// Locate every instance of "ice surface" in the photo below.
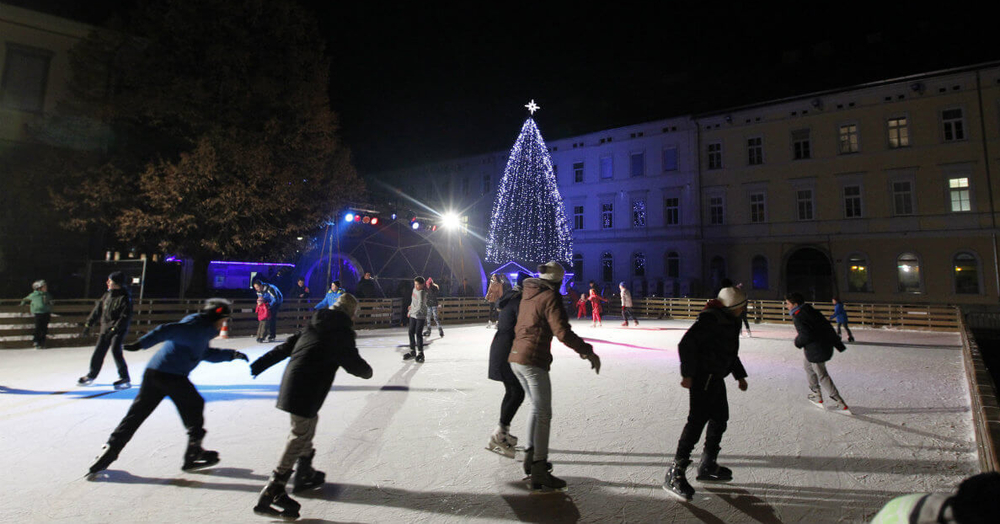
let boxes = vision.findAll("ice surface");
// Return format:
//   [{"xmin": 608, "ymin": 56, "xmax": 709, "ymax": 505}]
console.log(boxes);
[{"xmin": 0, "ymin": 320, "xmax": 978, "ymax": 523}]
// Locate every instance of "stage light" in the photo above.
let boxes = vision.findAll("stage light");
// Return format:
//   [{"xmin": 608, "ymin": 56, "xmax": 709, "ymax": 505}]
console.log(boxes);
[
  {"xmin": 371, "ymin": 217, "xmax": 379, "ymax": 225},
  {"xmin": 441, "ymin": 212, "xmax": 461, "ymax": 230},
  {"xmin": 344, "ymin": 212, "xmax": 354, "ymax": 222},
  {"xmin": 431, "ymin": 225, "xmax": 438, "ymax": 231},
  {"xmin": 362, "ymin": 216, "xmax": 371, "ymax": 224},
  {"xmin": 391, "ymin": 213, "xmax": 397, "ymax": 220},
  {"xmin": 354, "ymin": 215, "xmax": 361, "ymax": 222},
  {"xmin": 411, "ymin": 221, "xmax": 420, "ymax": 230}
]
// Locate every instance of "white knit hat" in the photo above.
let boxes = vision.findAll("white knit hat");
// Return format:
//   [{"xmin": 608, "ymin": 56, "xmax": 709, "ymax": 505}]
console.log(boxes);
[
  {"xmin": 537, "ymin": 261, "xmax": 565, "ymax": 283},
  {"xmin": 717, "ymin": 286, "xmax": 747, "ymax": 309},
  {"xmin": 32, "ymin": 280, "xmax": 46, "ymax": 290},
  {"xmin": 332, "ymin": 293, "xmax": 359, "ymax": 317}
]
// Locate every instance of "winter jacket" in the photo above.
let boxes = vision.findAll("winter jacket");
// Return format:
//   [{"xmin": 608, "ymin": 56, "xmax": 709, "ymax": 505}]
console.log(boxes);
[
  {"xmin": 250, "ymin": 309, "xmax": 373, "ymax": 418},
  {"xmin": 137, "ymin": 313, "xmax": 243, "ymax": 376},
  {"xmin": 256, "ymin": 302, "xmax": 271, "ymax": 321},
  {"xmin": 588, "ymin": 289, "xmax": 607, "ymax": 313},
  {"xmin": 257, "ymin": 282, "xmax": 283, "ymax": 308},
  {"xmin": 509, "ymin": 278, "xmax": 592, "ymax": 371},
  {"xmin": 791, "ymin": 303, "xmax": 846, "ymax": 363},
  {"xmin": 485, "ymin": 280, "xmax": 504, "ymax": 303},
  {"xmin": 86, "ymin": 288, "xmax": 132, "ymax": 335},
  {"xmin": 620, "ymin": 288, "xmax": 633, "ymax": 308},
  {"xmin": 20, "ymin": 290, "xmax": 53, "ymax": 315},
  {"xmin": 488, "ymin": 288, "xmax": 522, "ymax": 381},
  {"xmin": 426, "ymin": 285, "xmax": 440, "ymax": 307},
  {"xmin": 314, "ymin": 288, "xmax": 345, "ymax": 310},
  {"xmin": 678, "ymin": 301, "xmax": 748, "ymax": 382},
  {"xmin": 829, "ymin": 302, "xmax": 849, "ymax": 324},
  {"xmin": 357, "ymin": 278, "xmax": 379, "ymax": 298},
  {"xmin": 292, "ymin": 283, "xmax": 310, "ymax": 299},
  {"xmin": 408, "ymin": 288, "xmax": 427, "ymax": 319}
]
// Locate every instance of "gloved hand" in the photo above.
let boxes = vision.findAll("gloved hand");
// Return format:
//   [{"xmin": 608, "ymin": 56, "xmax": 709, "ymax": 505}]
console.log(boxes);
[
  {"xmin": 232, "ymin": 350, "xmax": 249, "ymax": 362},
  {"xmin": 580, "ymin": 347, "xmax": 600, "ymax": 375},
  {"xmin": 250, "ymin": 359, "xmax": 265, "ymax": 378},
  {"xmin": 123, "ymin": 342, "xmax": 142, "ymax": 352},
  {"xmin": 81, "ymin": 326, "xmax": 91, "ymax": 337}
]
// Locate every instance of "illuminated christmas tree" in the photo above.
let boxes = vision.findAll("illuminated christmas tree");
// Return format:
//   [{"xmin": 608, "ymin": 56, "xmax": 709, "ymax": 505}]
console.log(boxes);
[{"xmin": 486, "ymin": 101, "xmax": 573, "ymax": 266}]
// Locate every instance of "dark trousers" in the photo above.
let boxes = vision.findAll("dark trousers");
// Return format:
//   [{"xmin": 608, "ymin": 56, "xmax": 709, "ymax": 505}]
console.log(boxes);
[
  {"xmin": 107, "ymin": 368, "xmax": 205, "ymax": 450},
  {"xmin": 33, "ymin": 313, "xmax": 51, "ymax": 345},
  {"xmin": 408, "ymin": 318, "xmax": 426, "ymax": 352},
  {"xmin": 499, "ymin": 366, "xmax": 526, "ymax": 427},
  {"xmin": 489, "ymin": 303, "xmax": 499, "ymax": 323},
  {"xmin": 87, "ymin": 330, "xmax": 129, "ymax": 381},
  {"xmin": 267, "ymin": 304, "xmax": 281, "ymax": 339},
  {"xmin": 622, "ymin": 307, "xmax": 637, "ymax": 322},
  {"xmin": 836, "ymin": 322, "xmax": 853, "ymax": 339},
  {"xmin": 741, "ymin": 310, "xmax": 751, "ymax": 332},
  {"xmin": 675, "ymin": 375, "xmax": 729, "ymax": 463}
]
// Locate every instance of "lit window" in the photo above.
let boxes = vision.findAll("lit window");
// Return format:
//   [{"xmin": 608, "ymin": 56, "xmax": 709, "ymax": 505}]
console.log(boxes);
[
  {"xmin": 847, "ymin": 254, "xmax": 870, "ymax": 292},
  {"xmin": 632, "ymin": 199, "xmax": 646, "ymax": 228},
  {"xmin": 839, "ymin": 124, "xmax": 859, "ymax": 154},
  {"xmin": 897, "ymin": 252, "xmax": 921, "ymax": 293},
  {"xmin": 949, "ymin": 177, "xmax": 971, "ymax": 212},
  {"xmin": 887, "ymin": 117, "xmax": 909, "ymax": 148}
]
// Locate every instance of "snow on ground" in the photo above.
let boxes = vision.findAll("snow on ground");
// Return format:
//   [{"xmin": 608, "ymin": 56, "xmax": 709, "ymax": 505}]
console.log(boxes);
[{"xmin": 0, "ymin": 319, "xmax": 978, "ymax": 523}]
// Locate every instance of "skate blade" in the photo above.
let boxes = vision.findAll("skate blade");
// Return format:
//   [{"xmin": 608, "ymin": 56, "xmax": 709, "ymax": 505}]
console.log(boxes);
[
  {"xmin": 485, "ymin": 444, "xmax": 516, "ymax": 458},
  {"xmin": 695, "ymin": 476, "xmax": 733, "ymax": 482},
  {"xmin": 114, "ymin": 384, "xmax": 131, "ymax": 391},
  {"xmin": 529, "ymin": 485, "xmax": 568, "ymax": 494},
  {"xmin": 833, "ymin": 408, "xmax": 854, "ymax": 416},
  {"xmin": 253, "ymin": 505, "xmax": 299, "ymax": 520},
  {"xmin": 809, "ymin": 400, "xmax": 824, "ymax": 409},
  {"xmin": 661, "ymin": 484, "xmax": 693, "ymax": 502},
  {"xmin": 182, "ymin": 458, "xmax": 220, "ymax": 471}
]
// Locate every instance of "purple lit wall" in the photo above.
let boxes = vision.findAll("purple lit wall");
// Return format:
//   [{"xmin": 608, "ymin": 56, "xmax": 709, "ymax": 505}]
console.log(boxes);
[{"xmin": 207, "ymin": 261, "xmax": 295, "ymax": 289}]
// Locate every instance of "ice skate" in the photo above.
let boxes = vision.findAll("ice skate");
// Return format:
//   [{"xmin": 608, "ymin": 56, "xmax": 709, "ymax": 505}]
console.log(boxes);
[
  {"xmin": 621, "ymin": 321, "xmax": 629, "ymax": 327},
  {"xmin": 113, "ymin": 379, "xmax": 131, "ymax": 390},
  {"xmin": 88, "ymin": 443, "xmax": 121, "ymax": 476},
  {"xmin": 696, "ymin": 450, "xmax": 733, "ymax": 482},
  {"xmin": 807, "ymin": 390, "xmax": 824, "ymax": 409},
  {"xmin": 292, "ymin": 449, "xmax": 325, "ymax": 493},
  {"xmin": 522, "ymin": 448, "xmax": 552, "ymax": 478},
  {"xmin": 77, "ymin": 376, "xmax": 94, "ymax": 386},
  {"xmin": 182, "ymin": 441, "xmax": 220, "ymax": 471},
  {"xmin": 403, "ymin": 351, "xmax": 416, "ymax": 361},
  {"xmin": 633, "ymin": 320, "xmax": 639, "ymax": 326},
  {"xmin": 486, "ymin": 432, "xmax": 516, "ymax": 458},
  {"xmin": 848, "ymin": 336, "xmax": 855, "ymax": 343},
  {"xmin": 415, "ymin": 351, "xmax": 425, "ymax": 363},
  {"xmin": 663, "ymin": 460, "xmax": 694, "ymax": 501},
  {"xmin": 439, "ymin": 328, "xmax": 444, "ymax": 337},
  {"xmin": 829, "ymin": 395, "xmax": 852, "ymax": 415},
  {"xmin": 529, "ymin": 460, "xmax": 567, "ymax": 492},
  {"xmin": 254, "ymin": 470, "xmax": 300, "ymax": 519},
  {"xmin": 422, "ymin": 330, "xmax": 431, "ymax": 337}
]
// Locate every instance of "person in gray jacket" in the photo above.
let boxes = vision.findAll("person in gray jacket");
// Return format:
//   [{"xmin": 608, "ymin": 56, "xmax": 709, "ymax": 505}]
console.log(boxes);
[
  {"xmin": 404, "ymin": 276, "xmax": 428, "ymax": 362},
  {"xmin": 619, "ymin": 281, "xmax": 638, "ymax": 327}
]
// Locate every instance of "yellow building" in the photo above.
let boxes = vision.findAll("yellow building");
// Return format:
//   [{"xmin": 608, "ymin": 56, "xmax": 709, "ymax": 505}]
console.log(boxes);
[{"xmin": 695, "ymin": 62, "xmax": 1000, "ymax": 304}]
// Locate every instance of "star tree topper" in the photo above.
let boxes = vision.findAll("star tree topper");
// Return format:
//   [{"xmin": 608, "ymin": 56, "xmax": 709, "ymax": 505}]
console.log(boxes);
[{"xmin": 525, "ymin": 99, "xmax": 540, "ymax": 115}]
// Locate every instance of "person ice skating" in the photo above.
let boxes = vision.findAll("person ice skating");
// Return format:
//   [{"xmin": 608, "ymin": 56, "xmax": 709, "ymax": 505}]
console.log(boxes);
[
  {"xmin": 785, "ymin": 292, "xmax": 850, "ymax": 413},
  {"xmin": 20, "ymin": 279, "xmax": 53, "ymax": 349},
  {"xmin": 737, "ymin": 283, "xmax": 751, "ymax": 337},
  {"xmin": 87, "ymin": 299, "xmax": 249, "ymax": 476},
  {"xmin": 291, "ymin": 277, "xmax": 310, "ymax": 299},
  {"xmin": 313, "ymin": 280, "xmax": 344, "ymax": 310},
  {"xmin": 870, "ymin": 471, "xmax": 1000, "ymax": 524},
  {"xmin": 576, "ymin": 293, "xmax": 588, "ymax": 319},
  {"xmin": 829, "ymin": 297, "xmax": 854, "ymax": 342},
  {"xmin": 485, "ymin": 271, "xmax": 531, "ymax": 458},
  {"xmin": 256, "ymin": 297, "xmax": 271, "ymax": 343},
  {"xmin": 619, "ymin": 282, "xmax": 638, "ymax": 327},
  {"xmin": 588, "ymin": 281, "xmax": 607, "ymax": 327},
  {"xmin": 356, "ymin": 271, "xmax": 379, "ymax": 299},
  {"xmin": 422, "ymin": 277, "xmax": 444, "ymax": 338},
  {"xmin": 250, "ymin": 294, "xmax": 373, "ymax": 519},
  {"xmin": 485, "ymin": 274, "xmax": 504, "ymax": 328},
  {"xmin": 510, "ymin": 261, "xmax": 600, "ymax": 492},
  {"xmin": 663, "ymin": 286, "xmax": 749, "ymax": 502},
  {"xmin": 254, "ymin": 277, "xmax": 283, "ymax": 342},
  {"xmin": 78, "ymin": 272, "xmax": 133, "ymax": 389},
  {"xmin": 404, "ymin": 276, "xmax": 428, "ymax": 362}
]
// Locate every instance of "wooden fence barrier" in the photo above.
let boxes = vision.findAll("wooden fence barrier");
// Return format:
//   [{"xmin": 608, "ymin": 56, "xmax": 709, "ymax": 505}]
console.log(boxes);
[{"xmin": 0, "ymin": 295, "xmax": 960, "ymax": 349}]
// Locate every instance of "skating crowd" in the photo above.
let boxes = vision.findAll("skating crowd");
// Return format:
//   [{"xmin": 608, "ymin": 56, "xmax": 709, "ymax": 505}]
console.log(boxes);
[{"xmin": 13, "ymin": 269, "xmax": 998, "ymax": 522}]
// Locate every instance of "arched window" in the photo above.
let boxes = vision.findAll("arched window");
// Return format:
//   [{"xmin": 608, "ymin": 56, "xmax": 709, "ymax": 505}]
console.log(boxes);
[
  {"xmin": 954, "ymin": 252, "xmax": 980, "ymax": 294},
  {"xmin": 847, "ymin": 253, "xmax": 870, "ymax": 292},
  {"xmin": 751, "ymin": 255, "xmax": 768, "ymax": 290},
  {"xmin": 633, "ymin": 252, "xmax": 646, "ymax": 277},
  {"xmin": 710, "ymin": 256, "xmax": 726, "ymax": 291},
  {"xmin": 666, "ymin": 252, "xmax": 679, "ymax": 279},
  {"xmin": 601, "ymin": 252, "xmax": 614, "ymax": 282},
  {"xmin": 572, "ymin": 254, "xmax": 583, "ymax": 282},
  {"xmin": 897, "ymin": 252, "xmax": 922, "ymax": 293}
]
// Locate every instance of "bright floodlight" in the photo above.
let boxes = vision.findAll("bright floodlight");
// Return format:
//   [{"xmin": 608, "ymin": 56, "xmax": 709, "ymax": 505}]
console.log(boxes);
[
  {"xmin": 411, "ymin": 221, "xmax": 420, "ymax": 230},
  {"xmin": 441, "ymin": 212, "xmax": 461, "ymax": 230},
  {"xmin": 344, "ymin": 212, "xmax": 354, "ymax": 222}
]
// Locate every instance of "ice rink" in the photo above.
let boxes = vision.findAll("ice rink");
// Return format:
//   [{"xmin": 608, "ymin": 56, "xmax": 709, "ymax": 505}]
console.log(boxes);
[{"xmin": 0, "ymin": 318, "xmax": 979, "ymax": 523}]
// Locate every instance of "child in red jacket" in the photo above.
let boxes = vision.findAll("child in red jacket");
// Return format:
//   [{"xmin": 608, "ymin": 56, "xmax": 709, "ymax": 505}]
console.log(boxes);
[
  {"xmin": 588, "ymin": 282, "xmax": 607, "ymax": 327},
  {"xmin": 256, "ymin": 297, "xmax": 271, "ymax": 343},
  {"xmin": 576, "ymin": 294, "xmax": 588, "ymax": 319}
]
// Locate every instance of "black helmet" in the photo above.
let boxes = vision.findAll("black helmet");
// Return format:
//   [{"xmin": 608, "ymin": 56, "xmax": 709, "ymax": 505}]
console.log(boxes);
[{"xmin": 201, "ymin": 298, "xmax": 232, "ymax": 321}]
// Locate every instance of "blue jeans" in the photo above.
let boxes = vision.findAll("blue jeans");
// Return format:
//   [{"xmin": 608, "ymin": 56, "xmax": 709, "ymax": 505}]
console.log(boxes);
[{"xmin": 511, "ymin": 362, "xmax": 552, "ymax": 462}]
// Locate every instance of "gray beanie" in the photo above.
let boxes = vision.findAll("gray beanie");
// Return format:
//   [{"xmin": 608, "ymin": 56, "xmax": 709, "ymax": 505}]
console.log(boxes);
[
  {"xmin": 32, "ymin": 279, "xmax": 47, "ymax": 290},
  {"xmin": 332, "ymin": 293, "xmax": 359, "ymax": 317},
  {"xmin": 717, "ymin": 287, "xmax": 747, "ymax": 310}
]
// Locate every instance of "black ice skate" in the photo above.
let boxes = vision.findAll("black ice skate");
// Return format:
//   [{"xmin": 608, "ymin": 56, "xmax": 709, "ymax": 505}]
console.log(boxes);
[
  {"xmin": 663, "ymin": 460, "xmax": 694, "ymax": 501},
  {"xmin": 113, "ymin": 379, "xmax": 131, "ymax": 390},
  {"xmin": 696, "ymin": 450, "xmax": 733, "ymax": 482},
  {"xmin": 529, "ymin": 460, "xmax": 567, "ymax": 492},
  {"xmin": 88, "ymin": 443, "xmax": 121, "ymax": 476},
  {"xmin": 439, "ymin": 328, "xmax": 444, "ymax": 337},
  {"xmin": 254, "ymin": 470, "xmax": 301, "ymax": 519},
  {"xmin": 292, "ymin": 449, "xmax": 325, "ymax": 493},
  {"xmin": 415, "ymin": 351, "xmax": 425, "ymax": 363},
  {"xmin": 403, "ymin": 351, "xmax": 416, "ymax": 361},
  {"xmin": 521, "ymin": 448, "xmax": 552, "ymax": 479},
  {"xmin": 182, "ymin": 441, "xmax": 220, "ymax": 471},
  {"xmin": 77, "ymin": 376, "xmax": 94, "ymax": 386}
]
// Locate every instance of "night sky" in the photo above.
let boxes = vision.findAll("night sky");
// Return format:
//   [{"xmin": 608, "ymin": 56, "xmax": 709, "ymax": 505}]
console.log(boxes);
[{"xmin": 10, "ymin": 1, "xmax": 997, "ymax": 173}]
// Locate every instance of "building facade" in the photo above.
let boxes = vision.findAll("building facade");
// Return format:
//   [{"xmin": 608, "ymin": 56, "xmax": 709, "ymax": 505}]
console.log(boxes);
[{"xmin": 366, "ymin": 63, "xmax": 1000, "ymax": 305}]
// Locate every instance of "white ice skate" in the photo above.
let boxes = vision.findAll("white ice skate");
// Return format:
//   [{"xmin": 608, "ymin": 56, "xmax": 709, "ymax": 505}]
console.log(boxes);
[
  {"xmin": 485, "ymin": 433, "xmax": 516, "ymax": 458},
  {"xmin": 807, "ymin": 391, "xmax": 824, "ymax": 410},
  {"xmin": 828, "ymin": 395, "xmax": 853, "ymax": 415}
]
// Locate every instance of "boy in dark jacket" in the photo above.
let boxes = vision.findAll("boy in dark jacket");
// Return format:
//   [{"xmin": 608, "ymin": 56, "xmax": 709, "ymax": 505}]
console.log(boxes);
[
  {"xmin": 250, "ymin": 294, "xmax": 373, "ymax": 519},
  {"xmin": 78, "ymin": 271, "xmax": 133, "ymax": 389},
  {"xmin": 786, "ymin": 292, "xmax": 850, "ymax": 413},
  {"xmin": 664, "ymin": 286, "xmax": 749, "ymax": 501},
  {"xmin": 87, "ymin": 299, "xmax": 249, "ymax": 476}
]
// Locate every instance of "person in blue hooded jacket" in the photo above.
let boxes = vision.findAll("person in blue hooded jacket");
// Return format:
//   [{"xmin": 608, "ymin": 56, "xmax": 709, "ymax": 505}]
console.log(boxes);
[
  {"xmin": 87, "ymin": 298, "xmax": 249, "ymax": 476},
  {"xmin": 254, "ymin": 278, "xmax": 283, "ymax": 342},
  {"xmin": 313, "ymin": 280, "xmax": 345, "ymax": 310}
]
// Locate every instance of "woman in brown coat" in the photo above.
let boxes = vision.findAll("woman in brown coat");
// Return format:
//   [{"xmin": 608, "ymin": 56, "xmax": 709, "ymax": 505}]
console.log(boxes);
[{"xmin": 485, "ymin": 274, "xmax": 504, "ymax": 328}]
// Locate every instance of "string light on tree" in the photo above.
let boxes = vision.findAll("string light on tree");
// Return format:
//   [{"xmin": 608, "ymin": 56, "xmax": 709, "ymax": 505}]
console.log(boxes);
[{"xmin": 486, "ymin": 101, "xmax": 572, "ymax": 266}]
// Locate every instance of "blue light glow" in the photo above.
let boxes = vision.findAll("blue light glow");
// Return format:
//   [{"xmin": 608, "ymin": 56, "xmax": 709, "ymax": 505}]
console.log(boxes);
[
  {"xmin": 411, "ymin": 221, "xmax": 421, "ymax": 230},
  {"xmin": 344, "ymin": 212, "xmax": 355, "ymax": 222}
]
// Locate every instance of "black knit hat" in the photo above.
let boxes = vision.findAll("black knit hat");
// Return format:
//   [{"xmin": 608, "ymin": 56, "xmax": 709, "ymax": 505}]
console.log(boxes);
[
  {"xmin": 200, "ymin": 298, "xmax": 232, "ymax": 321},
  {"xmin": 108, "ymin": 271, "xmax": 126, "ymax": 286}
]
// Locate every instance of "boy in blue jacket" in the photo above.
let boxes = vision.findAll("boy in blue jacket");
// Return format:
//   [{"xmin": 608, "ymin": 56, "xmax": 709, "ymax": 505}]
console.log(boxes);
[
  {"xmin": 313, "ymin": 280, "xmax": 345, "ymax": 310},
  {"xmin": 87, "ymin": 299, "xmax": 249, "ymax": 476},
  {"xmin": 829, "ymin": 297, "xmax": 855, "ymax": 342}
]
